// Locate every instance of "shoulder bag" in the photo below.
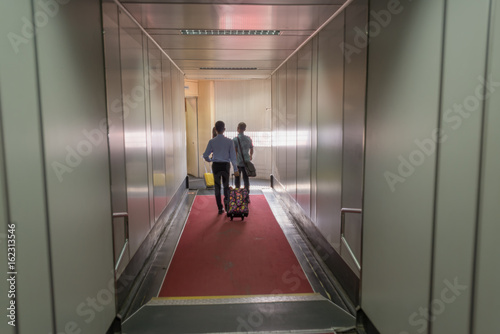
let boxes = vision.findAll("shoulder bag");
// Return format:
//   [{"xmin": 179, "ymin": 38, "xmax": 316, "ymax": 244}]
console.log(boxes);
[{"xmin": 237, "ymin": 137, "xmax": 256, "ymax": 177}]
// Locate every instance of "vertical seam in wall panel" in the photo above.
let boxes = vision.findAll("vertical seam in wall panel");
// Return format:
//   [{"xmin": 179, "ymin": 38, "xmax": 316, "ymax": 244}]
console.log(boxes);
[
  {"xmin": 30, "ymin": 0, "xmax": 57, "ymax": 332},
  {"xmin": 0, "ymin": 86, "xmax": 19, "ymax": 334},
  {"xmin": 428, "ymin": 1, "xmax": 449, "ymax": 333},
  {"xmin": 341, "ymin": 10, "xmax": 347, "ymax": 210},
  {"xmin": 117, "ymin": 6, "xmax": 130, "ymax": 218},
  {"xmin": 99, "ymin": 2, "xmax": 118, "ymax": 286},
  {"xmin": 312, "ymin": 36, "xmax": 320, "ymax": 225},
  {"xmin": 359, "ymin": 0, "xmax": 369, "ymax": 306},
  {"xmin": 281, "ymin": 62, "xmax": 290, "ymax": 195},
  {"xmin": 469, "ymin": 1, "xmax": 494, "ymax": 332},
  {"xmin": 295, "ymin": 57, "xmax": 298, "ymax": 202},
  {"xmin": 159, "ymin": 50, "xmax": 166, "ymax": 211},
  {"xmin": 143, "ymin": 35, "xmax": 153, "ymax": 228}
]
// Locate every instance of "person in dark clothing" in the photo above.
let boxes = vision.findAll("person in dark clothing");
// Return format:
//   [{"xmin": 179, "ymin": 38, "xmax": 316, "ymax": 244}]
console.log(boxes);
[
  {"xmin": 233, "ymin": 122, "xmax": 254, "ymax": 193},
  {"xmin": 203, "ymin": 121, "xmax": 240, "ymax": 214}
]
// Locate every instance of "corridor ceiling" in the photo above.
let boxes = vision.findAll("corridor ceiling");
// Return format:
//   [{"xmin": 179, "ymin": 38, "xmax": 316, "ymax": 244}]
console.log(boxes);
[{"xmin": 115, "ymin": 0, "xmax": 348, "ymax": 80}]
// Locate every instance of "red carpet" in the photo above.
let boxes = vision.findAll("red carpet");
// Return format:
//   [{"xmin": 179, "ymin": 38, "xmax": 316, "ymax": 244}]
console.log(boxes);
[{"xmin": 158, "ymin": 195, "xmax": 313, "ymax": 297}]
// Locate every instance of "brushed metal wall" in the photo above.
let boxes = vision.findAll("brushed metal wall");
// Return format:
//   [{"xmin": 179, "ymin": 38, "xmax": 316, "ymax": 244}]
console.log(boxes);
[
  {"xmin": 271, "ymin": 0, "xmax": 367, "ymax": 302},
  {"xmin": 148, "ymin": 47, "xmax": 168, "ymax": 222},
  {"xmin": 474, "ymin": 4, "xmax": 500, "ymax": 332},
  {"xmin": 0, "ymin": 0, "xmax": 54, "ymax": 332},
  {"xmin": 119, "ymin": 12, "xmax": 152, "ymax": 256},
  {"xmin": 34, "ymin": 0, "xmax": 117, "ymax": 331},
  {"xmin": 286, "ymin": 56, "xmax": 298, "ymax": 201},
  {"xmin": 316, "ymin": 13, "xmax": 345, "ymax": 250},
  {"xmin": 362, "ymin": 0, "xmax": 500, "ymax": 332},
  {"xmin": 0, "ymin": 130, "xmax": 13, "ymax": 334},
  {"xmin": 296, "ymin": 42, "xmax": 313, "ymax": 218},
  {"xmin": 1, "ymin": 0, "xmax": 117, "ymax": 332},
  {"xmin": 277, "ymin": 66, "xmax": 288, "ymax": 183},
  {"xmin": 103, "ymin": 3, "xmax": 187, "ymax": 274},
  {"xmin": 340, "ymin": 1, "xmax": 367, "ymax": 276},
  {"xmin": 431, "ymin": 1, "xmax": 491, "ymax": 333},
  {"xmin": 362, "ymin": 1, "xmax": 444, "ymax": 332}
]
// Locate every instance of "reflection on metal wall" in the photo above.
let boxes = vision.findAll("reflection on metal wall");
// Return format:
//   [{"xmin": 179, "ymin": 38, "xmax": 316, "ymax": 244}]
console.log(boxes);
[
  {"xmin": 0, "ymin": 1, "xmax": 54, "ymax": 332},
  {"xmin": 361, "ymin": 0, "xmax": 498, "ymax": 333},
  {"xmin": 271, "ymin": 0, "xmax": 367, "ymax": 304},
  {"xmin": 286, "ymin": 56, "xmax": 298, "ymax": 201},
  {"xmin": 340, "ymin": 2, "xmax": 368, "ymax": 277},
  {"xmin": 296, "ymin": 43, "xmax": 313, "ymax": 218},
  {"xmin": 103, "ymin": 3, "xmax": 187, "ymax": 274},
  {"xmin": 474, "ymin": 4, "xmax": 500, "ymax": 331},
  {"xmin": 316, "ymin": 14, "xmax": 344, "ymax": 250},
  {"xmin": 362, "ymin": 1, "xmax": 444, "ymax": 331},
  {"xmin": 214, "ymin": 80, "xmax": 272, "ymax": 179}
]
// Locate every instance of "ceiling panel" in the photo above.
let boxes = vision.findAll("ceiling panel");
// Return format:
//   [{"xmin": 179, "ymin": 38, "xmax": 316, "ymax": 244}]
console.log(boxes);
[
  {"xmin": 120, "ymin": 0, "xmax": 346, "ymax": 5},
  {"xmin": 116, "ymin": 0, "xmax": 347, "ymax": 79},
  {"xmin": 151, "ymin": 34, "xmax": 308, "ymax": 50},
  {"xmin": 123, "ymin": 4, "xmax": 340, "ymax": 30}
]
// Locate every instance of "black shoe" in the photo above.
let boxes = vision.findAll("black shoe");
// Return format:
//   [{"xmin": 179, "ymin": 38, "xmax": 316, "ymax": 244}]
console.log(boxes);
[{"xmin": 218, "ymin": 209, "xmax": 224, "ymax": 214}]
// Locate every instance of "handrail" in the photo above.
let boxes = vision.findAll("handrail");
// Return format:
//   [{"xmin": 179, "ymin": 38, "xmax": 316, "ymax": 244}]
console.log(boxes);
[
  {"xmin": 112, "ymin": 212, "xmax": 129, "ymax": 272},
  {"xmin": 340, "ymin": 208, "xmax": 362, "ymax": 271}
]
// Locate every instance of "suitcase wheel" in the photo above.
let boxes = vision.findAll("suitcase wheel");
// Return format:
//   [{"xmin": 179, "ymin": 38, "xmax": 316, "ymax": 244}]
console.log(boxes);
[{"xmin": 241, "ymin": 216, "xmax": 244, "ymax": 221}]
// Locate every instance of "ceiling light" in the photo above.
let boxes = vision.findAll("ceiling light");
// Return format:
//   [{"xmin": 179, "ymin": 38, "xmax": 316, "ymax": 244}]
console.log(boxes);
[
  {"xmin": 200, "ymin": 67, "xmax": 258, "ymax": 70},
  {"xmin": 181, "ymin": 29, "xmax": 281, "ymax": 36}
]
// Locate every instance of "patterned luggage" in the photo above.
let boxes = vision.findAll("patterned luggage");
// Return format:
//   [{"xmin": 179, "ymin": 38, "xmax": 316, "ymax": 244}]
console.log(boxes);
[{"xmin": 226, "ymin": 187, "xmax": 249, "ymax": 221}]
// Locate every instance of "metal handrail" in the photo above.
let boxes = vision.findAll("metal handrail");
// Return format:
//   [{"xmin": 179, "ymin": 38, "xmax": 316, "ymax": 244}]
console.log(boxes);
[
  {"xmin": 340, "ymin": 208, "xmax": 362, "ymax": 271},
  {"xmin": 112, "ymin": 212, "xmax": 129, "ymax": 272}
]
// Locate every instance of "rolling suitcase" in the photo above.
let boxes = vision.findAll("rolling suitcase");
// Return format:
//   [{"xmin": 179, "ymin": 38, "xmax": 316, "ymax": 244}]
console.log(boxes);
[{"xmin": 226, "ymin": 176, "xmax": 249, "ymax": 221}]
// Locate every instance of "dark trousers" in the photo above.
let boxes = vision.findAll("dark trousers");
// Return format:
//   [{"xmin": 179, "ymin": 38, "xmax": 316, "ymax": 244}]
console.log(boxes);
[
  {"xmin": 235, "ymin": 166, "xmax": 250, "ymax": 192},
  {"xmin": 212, "ymin": 162, "xmax": 230, "ymax": 211}
]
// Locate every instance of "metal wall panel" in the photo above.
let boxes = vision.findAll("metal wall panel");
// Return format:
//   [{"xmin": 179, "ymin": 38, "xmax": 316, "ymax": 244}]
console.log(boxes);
[
  {"xmin": 277, "ymin": 67, "xmax": 288, "ymax": 184},
  {"xmin": 286, "ymin": 56, "xmax": 298, "ymax": 201},
  {"xmin": 119, "ymin": 12, "xmax": 151, "ymax": 256},
  {"xmin": 103, "ymin": 3, "xmax": 131, "ymax": 275},
  {"xmin": 316, "ymin": 14, "xmax": 344, "ymax": 249},
  {"xmin": 271, "ymin": 74, "xmax": 278, "ymax": 178},
  {"xmin": 34, "ymin": 0, "xmax": 116, "ymax": 332},
  {"xmin": 0, "ymin": 69, "xmax": 16, "ymax": 334},
  {"xmin": 361, "ymin": 1, "xmax": 444, "ymax": 333},
  {"xmin": 143, "ymin": 40, "xmax": 155, "ymax": 229},
  {"xmin": 310, "ymin": 37, "xmax": 319, "ymax": 224},
  {"xmin": 148, "ymin": 46, "xmax": 168, "ymax": 221},
  {"xmin": 171, "ymin": 66, "xmax": 188, "ymax": 187},
  {"xmin": 0, "ymin": 1, "xmax": 61, "ymax": 332},
  {"xmin": 431, "ymin": 1, "xmax": 491, "ymax": 333},
  {"xmin": 340, "ymin": 0, "xmax": 367, "ymax": 276},
  {"xmin": 161, "ymin": 58, "xmax": 176, "ymax": 203},
  {"xmin": 474, "ymin": 3, "xmax": 500, "ymax": 332},
  {"xmin": 296, "ymin": 43, "xmax": 313, "ymax": 217}
]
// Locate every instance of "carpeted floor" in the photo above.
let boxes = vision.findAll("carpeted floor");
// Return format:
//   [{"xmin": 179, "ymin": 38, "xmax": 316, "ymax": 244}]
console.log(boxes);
[{"xmin": 158, "ymin": 195, "xmax": 313, "ymax": 297}]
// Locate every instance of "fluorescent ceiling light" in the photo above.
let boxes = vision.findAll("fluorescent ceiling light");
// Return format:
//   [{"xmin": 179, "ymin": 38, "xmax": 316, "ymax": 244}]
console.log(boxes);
[
  {"xmin": 181, "ymin": 29, "xmax": 281, "ymax": 36},
  {"xmin": 200, "ymin": 67, "xmax": 258, "ymax": 70}
]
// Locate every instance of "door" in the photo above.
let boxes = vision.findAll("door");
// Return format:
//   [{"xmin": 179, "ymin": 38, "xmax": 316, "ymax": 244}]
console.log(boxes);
[{"xmin": 185, "ymin": 97, "xmax": 199, "ymax": 177}]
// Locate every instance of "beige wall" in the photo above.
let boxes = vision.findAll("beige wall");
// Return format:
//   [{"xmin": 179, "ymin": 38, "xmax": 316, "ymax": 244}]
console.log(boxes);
[{"xmin": 184, "ymin": 79, "xmax": 215, "ymax": 177}]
